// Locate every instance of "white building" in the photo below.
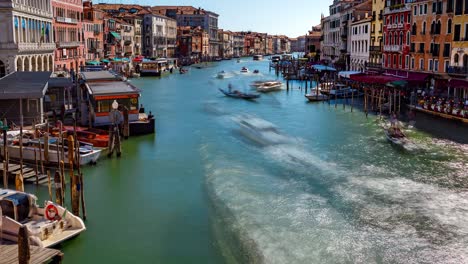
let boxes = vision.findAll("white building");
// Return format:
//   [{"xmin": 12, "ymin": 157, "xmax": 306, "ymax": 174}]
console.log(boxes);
[
  {"xmin": 0, "ymin": 0, "xmax": 55, "ymax": 77},
  {"xmin": 350, "ymin": 17, "xmax": 371, "ymax": 71},
  {"xmin": 143, "ymin": 14, "xmax": 176, "ymax": 58}
]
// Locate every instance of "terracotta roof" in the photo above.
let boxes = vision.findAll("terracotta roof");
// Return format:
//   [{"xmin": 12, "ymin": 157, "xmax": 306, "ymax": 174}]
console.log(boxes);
[{"xmin": 151, "ymin": 6, "xmax": 207, "ymax": 15}]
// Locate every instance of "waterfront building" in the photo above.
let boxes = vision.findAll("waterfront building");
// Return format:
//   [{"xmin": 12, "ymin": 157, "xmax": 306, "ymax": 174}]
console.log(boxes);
[
  {"xmin": 232, "ymin": 32, "xmax": 244, "ymax": 57},
  {"xmin": 272, "ymin": 36, "xmax": 281, "ymax": 54},
  {"xmin": 409, "ymin": 0, "xmax": 455, "ymax": 90},
  {"xmin": 306, "ymin": 25, "xmax": 322, "ymax": 60},
  {"xmin": 448, "ymin": 0, "xmax": 468, "ymax": 78},
  {"xmin": 120, "ymin": 21, "xmax": 135, "ymax": 58},
  {"xmin": 143, "ymin": 13, "xmax": 177, "ymax": 58},
  {"xmin": 244, "ymin": 33, "xmax": 255, "ymax": 55},
  {"xmin": 177, "ymin": 26, "xmax": 209, "ymax": 61},
  {"xmin": 266, "ymin": 35, "xmax": 273, "ymax": 55},
  {"xmin": 152, "ymin": 6, "xmax": 219, "ymax": 59},
  {"xmin": 0, "ymin": 0, "xmax": 55, "ymax": 76},
  {"xmin": 103, "ymin": 15, "xmax": 122, "ymax": 58},
  {"xmin": 218, "ymin": 29, "xmax": 233, "ymax": 58},
  {"xmin": 350, "ymin": 14, "xmax": 372, "ymax": 71},
  {"xmin": 368, "ymin": 0, "xmax": 385, "ymax": 71},
  {"xmin": 83, "ymin": 1, "xmax": 105, "ymax": 61},
  {"xmin": 52, "ymin": 0, "xmax": 84, "ymax": 72},
  {"xmin": 382, "ymin": 0, "xmax": 412, "ymax": 71}
]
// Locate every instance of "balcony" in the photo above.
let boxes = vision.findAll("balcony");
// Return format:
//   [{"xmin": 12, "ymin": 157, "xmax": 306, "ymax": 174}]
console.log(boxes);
[
  {"xmin": 447, "ymin": 66, "xmax": 468, "ymax": 75},
  {"xmin": 384, "ymin": 4, "xmax": 410, "ymax": 15},
  {"xmin": 57, "ymin": 41, "xmax": 81, "ymax": 48},
  {"xmin": 341, "ymin": 34, "xmax": 347, "ymax": 39},
  {"xmin": 0, "ymin": 42, "xmax": 56, "ymax": 51},
  {"xmin": 370, "ymin": 46, "xmax": 381, "ymax": 52},
  {"xmin": 384, "ymin": 45, "xmax": 401, "ymax": 52},
  {"xmin": 366, "ymin": 62, "xmax": 382, "ymax": 69},
  {"xmin": 93, "ymin": 31, "xmax": 100, "ymax": 36},
  {"xmin": 56, "ymin": 17, "xmax": 78, "ymax": 24}
]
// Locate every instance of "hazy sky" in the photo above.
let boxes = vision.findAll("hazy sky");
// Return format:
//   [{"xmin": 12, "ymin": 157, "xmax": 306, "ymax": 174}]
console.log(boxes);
[{"xmin": 118, "ymin": 0, "xmax": 330, "ymax": 37}]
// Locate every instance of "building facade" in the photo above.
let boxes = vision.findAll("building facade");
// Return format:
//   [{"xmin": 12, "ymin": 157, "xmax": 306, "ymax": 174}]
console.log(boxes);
[
  {"xmin": 448, "ymin": 0, "xmax": 468, "ymax": 77},
  {"xmin": 52, "ymin": 0, "xmax": 84, "ymax": 72},
  {"xmin": 0, "ymin": 0, "xmax": 55, "ymax": 76},
  {"xmin": 83, "ymin": 1, "xmax": 104, "ymax": 61},
  {"xmin": 143, "ymin": 14, "xmax": 176, "ymax": 58},
  {"xmin": 306, "ymin": 25, "xmax": 322, "ymax": 60},
  {"xmin": 232, "ymin": 33, "xmax": 244, "ymax": 57},
  {"xmin": 382, "ymin": 0, "xmax": 412, "ymax": 70},
  {"xmin": 350, "ymin": 16, "xmax": 371, "ymax": 71},
  {"xmin": 368, "ymin": 0, "xmax": 385, "ymax": 71}
]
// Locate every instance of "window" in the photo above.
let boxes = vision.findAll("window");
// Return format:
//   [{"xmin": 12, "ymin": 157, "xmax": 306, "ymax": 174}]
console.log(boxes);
[
  {"xmin": 419, "ymin": 43, "xmax": 425, "ymax": 53},
  {"xmin": 465, "ymin": 0, "xmax": 468, "ymax": 14},
  {"xmin": 434, "ymin": 60, "xmax": 439, "ymax": 72},
  {"xmin": 420, "ymin": 5, "xmax": 423, "ymax": 14},
  {"xmin": 447, "ymin": 0, "xmax": 454, "ymax": 12},
  {"xmin": 429, "ymin": 59, "xmax": 433, "ymax": 71},
  {"xmin": 448, "ymin": 19, "xmax": 452, "ymax": 34},
  {"xmin": 465, "ymin": 23, "xmax": 468, "ymax": 40},
  {"xmin": 400, "ymin": 32, "xmax": 403, "ymax": 45},
  {"xmin": 444, "ymin": 43, "xmax": 451, "ymax": 57},
  {"xmin": 432, "ymin": 2, "xmax": 437, "ymax": 13},
  {"xmin": 411, "ymin": 57, "xmax": 415, "ymax": 69},
  {"xmin": 414, "ymin": 6, "xmax": 418, "ymax": 15},
  {"xmin": 454, "ymin": 53, "xmax": 459, "ymax": 64},
  {"xmin": 455, "ymin": 0, "xmax": 463, "ymax": 15},
  {"xmin": 454, "ymin": 24, "xmax": 461, "ymax": 41},
  {"xmin": 420, "ymin": 58, "xmax": 424, "ymax": 70},
  {"xmin": 405, "ymin": 55, "xmax": 409, "ymax": 68},
  {"xmin": 444, "ymin": 60, "xmax": 450, "ymax": 72},
  {"xmin": 412, "ymin": 23, "xmax": 417, "ymax": 35},
  {"xmin": 407, "ymin": 32, "xmax": 410, "ymax": 45},
  {"xmin": 424, "ymin": 4, "xmax": 428, "ymax": 14},
  {"xmin": 401, "ymin": 15, "xmax": 404, "ymax": 24},
  {"xmin": 399, "ymin": 55, "xmax": 402, "ymax": 67},
  {"xmin": 422, "ymin": 21, "xmax": 426, "ymax": 34}
]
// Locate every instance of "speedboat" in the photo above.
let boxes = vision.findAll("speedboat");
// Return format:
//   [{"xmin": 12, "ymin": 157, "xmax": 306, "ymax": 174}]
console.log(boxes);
[
  {"xmin": 240, "ymin": 67, "xmax": 249, "ymax": 73},
  {"xmin": 250, "ymin": 80, "xmax": 278, "ymax": 88},
  {"xmin": 219, "ymin": 88, "xmax": 260, "ymax": 100},
  {"xmin": 253, "ymin": 69, "xmax": 260, "ymax": 74},
  {"xmin": 0, "ymin": 188, "xmax": 86, "ymax": 248},
  {"xmin": 256, "ymin": 81, "xmax": 283, "ymax": 92},
  {"xmin": 305, "ymin": 93, "xmax": 329, "ymax": 102},
  {"xmin": 384, "ymin": 127, "xmax": 418, "ymax": 151},
  {"xmin": 217, "ymin": 71, "xmax": 226, "ymax": 79},
  {"xmin": 234, "ymin": 115, "xmax": 289, "ymax": 146}
]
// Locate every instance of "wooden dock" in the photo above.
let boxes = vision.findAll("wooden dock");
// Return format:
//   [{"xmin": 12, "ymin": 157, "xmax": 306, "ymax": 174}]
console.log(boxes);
[
  {"xmin": 0, "ymin": 244, "xmax": 63, "ymax": 264},
  {"xmin": 0, "ymin": 162, "xmax": 52, "ymax": 185}
]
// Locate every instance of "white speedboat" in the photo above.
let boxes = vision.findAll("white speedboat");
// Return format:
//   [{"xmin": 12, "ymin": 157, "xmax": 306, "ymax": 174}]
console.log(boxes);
[
  {"xmin": 240, "ymin": 67, "xmax": 249, "ymax": 73},
  {"xmin": 256, "ymin": 81, "xmax": 283, "ymax": 92},
  {"xmin": 305, "ymin": 93, "xmax": 328, "ymax": 102},
  {"xmin": 0, "ymin": 136, "xmax": 102, "ymax": 166},
  {"xmin": 235, "ymin": 115, "xmax": 289, "ymax": 146},
  {"xmin": 217, "ymin": 71, "xmax": 226, "ymax": 79},
  {"xmin": 0, "ymin": 189, "xmax": 86, "ymax": 248}
]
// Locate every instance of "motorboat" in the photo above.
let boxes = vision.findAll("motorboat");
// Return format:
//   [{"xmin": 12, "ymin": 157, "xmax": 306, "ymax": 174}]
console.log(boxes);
[
  {"xmin": 0, "ymin": 136, "xmax": 102, "ymax": 166},
  {"xmin": 253, "ymin": 69, "xmax": 260, "ymax": 74},
  {"xmin": 240, "ymin": 67, "xmax": 249, "ymax": 73},
  {"xmin": 384, "ymin": 127, "xmax": 418, "ymax": 151},
  {"xmin": 271, "ymin": 55, "xmax": 281, "ymax": 63},
  {"xmin": 322, "ymin": 84, "xmax": 360, "ymax": 98},
  {"xmin": 217, "ymin": 71, "xmax": 227, "ymax": 79},
  {"xmin": 219, "ymin": 88, "xmax": 260, "ymax": 100},
  {"xmin": 256, "ymin": 81, "xmax": 283, "ymax": 92},
  {"xmin": 253, "ymin": 55, "xmax": 263, "ymax": 61},
  {"xmin": 64, "ymin": 127, "xmax": 109, "ymax": 148},
  {"xmin": 0, "ymin": 189, "xmax": 86, "ymax": 248},
  {"xmin": 234, "ymin": 115, "xmax": 290, "ymax": 146},
  {"xmin": 305, "ymin": 93, "xmax": 329, "ymax": 102},
  {"xmin": 179, "ymin": 67, "xmax": 188, "ymax": 74},
  {"xmin": 250, "ymin": 80, "xmax": 278, "ymax": 88}
]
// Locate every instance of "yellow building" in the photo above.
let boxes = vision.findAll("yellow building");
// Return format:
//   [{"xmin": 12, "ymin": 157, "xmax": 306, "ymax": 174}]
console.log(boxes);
[
  {"xmin": 449, "ymin": 3, "xmax": 468, "ymax": 77},
  {"xmin": 368, "ymin": 0, "xmax": 385, "ymax": 70}
]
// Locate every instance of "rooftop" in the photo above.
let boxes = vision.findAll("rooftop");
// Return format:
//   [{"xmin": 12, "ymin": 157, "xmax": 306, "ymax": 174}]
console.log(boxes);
[
  {"xmin": 80, "ymin": 71, "xmax": 122, "ymax": 82},
  {"xmin": 0, "ymin": 72, "xmax": 51, "ymax": 100},
  {"xmin": 86, "ymin": 81, "xmax": 140, "ymax": 96}
]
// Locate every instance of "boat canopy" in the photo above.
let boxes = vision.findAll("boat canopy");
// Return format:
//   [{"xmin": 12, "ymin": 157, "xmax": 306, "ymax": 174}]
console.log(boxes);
[{"xmin": 338, "ymin": 71, "xmax": 360, "ymax": 79}]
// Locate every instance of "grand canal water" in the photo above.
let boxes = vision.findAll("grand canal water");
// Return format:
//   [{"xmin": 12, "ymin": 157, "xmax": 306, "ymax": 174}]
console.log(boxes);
[{"xmin": 26, "ymin": 58, "xmax": 468, "ymax": 263}]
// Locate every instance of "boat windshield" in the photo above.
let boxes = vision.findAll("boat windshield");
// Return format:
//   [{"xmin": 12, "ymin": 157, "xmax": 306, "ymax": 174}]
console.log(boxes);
[{"xmin": 1, "ymin": 193, "xmax": 30, "ymax": 222}]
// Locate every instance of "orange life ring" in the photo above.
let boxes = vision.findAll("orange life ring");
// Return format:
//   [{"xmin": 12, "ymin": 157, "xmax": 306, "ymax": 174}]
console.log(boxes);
[{"xmin": 45, "ymin": 204, "xmax": 60, "ymax": 221}]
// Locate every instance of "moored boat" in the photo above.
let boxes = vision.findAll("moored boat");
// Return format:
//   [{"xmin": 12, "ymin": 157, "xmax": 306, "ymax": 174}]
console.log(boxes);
[
  {"xmin": 256, "ymin": 81, "xmax": 283, "ymax": 92},
  {"xmin": 253, "ymin": 55, "xmax": 263, "ymax": 61},
  {"xmin": 217, "ymin": 71, "xmax": 227, "ymax": 79},
  {"xmin": 0, "ymin": 188, "xmax": 86, "ymax": 248},
  {"xmin": 305, "ymin": 93, "xmax": 329, "ymax": 102}
]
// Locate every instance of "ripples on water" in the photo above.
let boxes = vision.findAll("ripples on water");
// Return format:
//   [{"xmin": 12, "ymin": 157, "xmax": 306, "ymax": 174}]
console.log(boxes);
[{"xmin": 202, "ymin": 108, "xmax": 468, "ymax": 264}]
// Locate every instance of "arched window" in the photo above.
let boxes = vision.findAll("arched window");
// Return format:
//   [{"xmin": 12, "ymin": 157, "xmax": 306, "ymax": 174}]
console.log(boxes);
[
  {"xmin": 463, "ymin": 54, "xmax": 468, "ymax": 67},
  {"xmin": 412, "ymin": 23, "xmax": 417, "ymax": 35},
  {"xmin": 447, "ymin": 19, "xmax": 452, "ymax": 34},
  {"xmin": 389, "ymin": 32, "xmax": 393, "ymax": 45},
  {"xmin": 454, "ymin": 53, "xmax": 459, "ymax": 65},
  {"xmin": 407, "ymin": 32, "xmax": 410, "ymax": 45},
  {"xmin": 431, "ymin": 21, "xmax": 436, "ymax": 34},
  {"xmin": 400, "ymin": 32, "xmax": 404, "ymax": 45},
  {"xmin": 436, "ymin": 20, "xmax": 441, "ymax": 34},
  {"xmin": 422, "ymin": 21, "xmax": 426, "ymax": 34},
  {"xmin": 394, "ymin": 33, "xmax": 398, "ymax": 45}
]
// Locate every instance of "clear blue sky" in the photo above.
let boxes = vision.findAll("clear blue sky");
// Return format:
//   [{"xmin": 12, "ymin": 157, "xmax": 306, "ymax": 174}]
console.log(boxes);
[{"xmin": 117, "ymin": 0, "xmax": 330, "ymax": 37}]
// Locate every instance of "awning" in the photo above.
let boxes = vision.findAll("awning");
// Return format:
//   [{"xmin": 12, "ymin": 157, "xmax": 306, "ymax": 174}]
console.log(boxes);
[
  {"xmin": 386, "ymin": 80, "xmax": 408, "ymax": 88},
  {"xmin": 101, "ymin": 59, "xmax": 110, "ymax": 63},
  {"xmin": 86, "ymin": 61, "xmax": 100, "ymax": 66},
  {"xmin": 448, "ymin": 78, "xmax": 468, "ymax": 89},
  {"xmin": 349, "ymin": 74, "xmax": 402, "ymax": 85},
  {"xmin": 110, "ymin": 31, "xmax": 121, "ymax": 39},
  {"xmin": 313, "ymin": 65, "xmax": 336, "ymax": 72},
  {"xmin": 112, "ymin": 58, "xmax": 122, "ymax": 62},
  {"xmin": 338, "ymin": 71, "xmax": 360, "ymax": 79}
]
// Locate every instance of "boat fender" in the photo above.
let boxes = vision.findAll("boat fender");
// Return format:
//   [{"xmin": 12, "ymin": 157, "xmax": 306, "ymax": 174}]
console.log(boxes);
[{"xmin": 45, "ymin": 204, "xmax": 61, "ymax": 221}]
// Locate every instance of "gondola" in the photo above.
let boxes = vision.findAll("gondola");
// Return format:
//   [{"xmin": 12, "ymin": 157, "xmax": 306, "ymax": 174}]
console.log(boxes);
[{"xmin": 218, "ymin": 88, "xmax": 260, "ymax": 100}]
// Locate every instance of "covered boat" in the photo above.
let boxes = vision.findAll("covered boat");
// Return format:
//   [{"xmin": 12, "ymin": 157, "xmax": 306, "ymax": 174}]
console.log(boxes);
[{"xmin": 0, "ymin": 189, "xmax": 86, "ymax": 248}]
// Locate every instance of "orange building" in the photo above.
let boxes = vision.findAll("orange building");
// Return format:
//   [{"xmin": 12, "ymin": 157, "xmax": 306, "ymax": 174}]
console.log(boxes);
[{"xmin": 409, "ymin": 0, "xmax": 454, "ymax": 78}]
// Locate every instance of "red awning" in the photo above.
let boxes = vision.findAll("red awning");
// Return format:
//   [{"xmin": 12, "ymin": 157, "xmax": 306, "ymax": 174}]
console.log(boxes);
[
  {"xmin": 406, "ymin": 72, "xmax": 430, "ymax": 82},
  {"xmin": 133, "ymin": 55, "xmax": 144, "ymax": 63},
  {"xmin": 349, "ymin": 74, "xmax": 402, "ymax": 85},
  {"xmin": 449, "ymin": 78, "xmax": 468, "ymax": 89}
]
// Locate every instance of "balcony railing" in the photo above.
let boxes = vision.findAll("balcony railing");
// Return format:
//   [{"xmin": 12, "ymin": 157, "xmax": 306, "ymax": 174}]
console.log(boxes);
[
  {"xmin": 383, "ymin": 45, "xmax": 401, "ymax": 52},
  {"xmin": 370, "ymin": 46, "xmax": 381, "ymax": 52},
  {"xmin": 0, "ymin": 42, "xmax": 56, "ymax": 51},
  {"xmin": 366, "ymin": 62, "xmax": 382, "ymax": 69},
  {"xmin": 384, "ymin": 4, "xmax": 411, "ymax": 15},
  {"xmin": 57, "ymin": 41, "xmax": 81, "ymax": 48},
  {"xmin": 447, "ymin": 66, "xmax": 468, "ymax": 75},
  {"xmin": 56, "ymin": 17, "xmax": 78, "ymax": 24}
]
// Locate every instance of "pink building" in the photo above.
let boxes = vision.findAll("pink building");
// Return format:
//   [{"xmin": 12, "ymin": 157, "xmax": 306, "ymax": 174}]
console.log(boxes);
[{"xmin": 52, "ymin": 0, "xmax": 85, "ymax": 72}]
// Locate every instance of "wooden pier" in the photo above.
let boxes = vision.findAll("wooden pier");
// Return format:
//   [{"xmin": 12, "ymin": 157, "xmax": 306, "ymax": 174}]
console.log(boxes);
[
  {"xmin": 0, "ymin": 162, "xmax": 52, "ymax": 185},
  {"xmin": 0, "ymin": 244, "xmax": 63, "ymax": 264}
]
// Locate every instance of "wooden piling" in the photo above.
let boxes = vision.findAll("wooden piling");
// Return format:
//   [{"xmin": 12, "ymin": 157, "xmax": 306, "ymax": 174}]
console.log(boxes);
[
  {"xmin": 18, "ymin": 225, "xmax": 30, "ymax": 264},
  {"xmin": 67, "ymin": 135, "xmax": 79, "ymax": 216},
  {"xmin": 47, "ymin": 170, "xmax": 52, "ymax": 201},
  {"xmin": 3, "ymin": 121, "xmax": 8, "ymax": 188},
  {"xmin": 54, "ymin": 171, "xmax": 63, "ymax": 206},
  {"xmin": 79, "ymin": 173, "xmax": 87, "ymax": 220},
  {"xmin": 15, "ymin": 173, "xmax": 24, "ymax": 192},
  {"xmin": 33, "ymin": 148, "xmax": 38, "ymax": 185},
  {"xmin": 123, "ymin": 107, "xmax": 129, "ymax": 140}
]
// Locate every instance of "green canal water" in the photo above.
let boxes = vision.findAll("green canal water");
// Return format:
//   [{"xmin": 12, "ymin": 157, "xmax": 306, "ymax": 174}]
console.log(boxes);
[{"xmin": 25, "ymin": 58, "xmax": 468, "ymax": 263}]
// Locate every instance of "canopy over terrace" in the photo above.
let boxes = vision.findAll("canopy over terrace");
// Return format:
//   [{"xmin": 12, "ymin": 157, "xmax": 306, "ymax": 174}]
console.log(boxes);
[{"xmin": 349, "ymin": 73, "xmax": 402, "ymax": 85}]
